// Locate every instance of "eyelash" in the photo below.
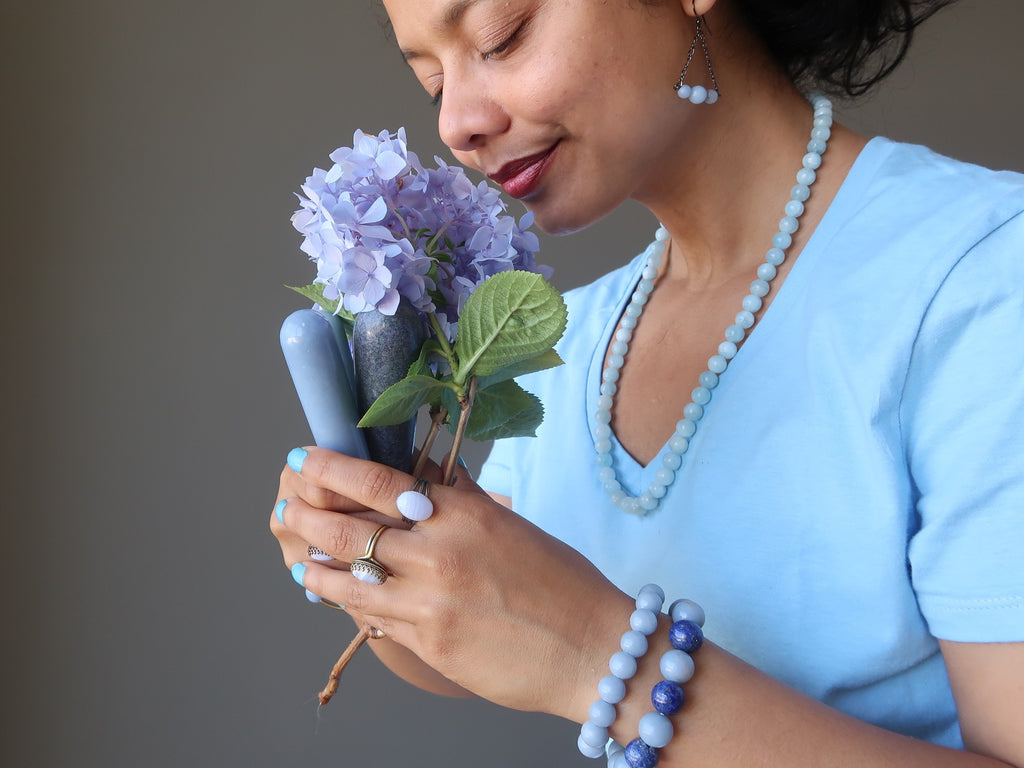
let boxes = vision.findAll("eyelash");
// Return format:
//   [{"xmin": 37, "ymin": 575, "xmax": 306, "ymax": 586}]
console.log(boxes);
[
  {"xmin": 482, "ymin": 23, "xmax": 523, "ymax": 61},
  {"xmin": 427, "ymin": 19, "xmax": 527, "ymax": 108}
]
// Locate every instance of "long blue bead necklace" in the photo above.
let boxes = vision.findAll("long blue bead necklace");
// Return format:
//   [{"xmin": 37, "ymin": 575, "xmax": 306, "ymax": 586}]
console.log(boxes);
[{"xmin": 595, "ymin": 94, "xmax": 833, "ymax": 516}]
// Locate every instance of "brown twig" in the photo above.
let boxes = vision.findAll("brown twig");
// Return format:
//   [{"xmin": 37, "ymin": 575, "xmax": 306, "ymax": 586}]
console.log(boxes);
[
  {"xmin": 412, "ymin": 406, "xmax": 447, "ymax": 477},
  {"xmin": 318, "ymin": 627, "xmax": 371, "ymax": 706},
  {"xmin": 443, "ymin": 376, "xmax": 477, "ymax": 486}
]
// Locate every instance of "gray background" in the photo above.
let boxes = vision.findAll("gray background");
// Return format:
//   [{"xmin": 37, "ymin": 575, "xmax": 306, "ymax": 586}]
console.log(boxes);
[{"xmin": 2, "ymin": 2, "xmax": 1021, "ymax": 766}]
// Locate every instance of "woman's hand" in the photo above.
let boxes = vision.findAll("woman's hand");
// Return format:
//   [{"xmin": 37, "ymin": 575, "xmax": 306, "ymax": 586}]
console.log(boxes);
[{"xmin": 269, "ymin": 445, "xmax": 631, "ymax": 719}]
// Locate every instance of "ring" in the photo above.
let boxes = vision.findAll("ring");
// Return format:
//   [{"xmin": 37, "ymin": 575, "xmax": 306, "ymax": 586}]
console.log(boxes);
[
  {"xmin": 350, "ymin": 525, "xmax": 390, "ymax": 585},
  {"xmin": 308, "ymin": 544, "xmax": 334, "ymax": 562},
  {"xmin": 397, "ymin": 477, "xmax": 434, "ymax": 523},
  {"xmin": 368, "ymin": 626, "xmax": 386, "ymax": 640}
]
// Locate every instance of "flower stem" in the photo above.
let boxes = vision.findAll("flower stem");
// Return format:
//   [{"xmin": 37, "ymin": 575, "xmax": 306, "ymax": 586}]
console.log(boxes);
[
  {"xmin": 443, "ymin": 376, "xmax": 477, "ymax": 486},
  {"xmin": 412, "ymin": 407, "xmax": 447, "ymax": 477},
  {"xmin": 428, "ymin": 313, "xmax": 456, "ymax": 361}
]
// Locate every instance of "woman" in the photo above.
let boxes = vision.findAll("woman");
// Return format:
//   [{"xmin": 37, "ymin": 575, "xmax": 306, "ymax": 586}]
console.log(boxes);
[{"xmin": 272, "ymin": 1, "xmax": 1024, "ymax": 765}]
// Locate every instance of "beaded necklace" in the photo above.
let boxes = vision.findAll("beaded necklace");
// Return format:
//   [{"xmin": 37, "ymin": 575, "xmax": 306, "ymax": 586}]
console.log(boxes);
[{"xmin": 595, "ymin": 94, "xmax": 833, "ymax": 516}]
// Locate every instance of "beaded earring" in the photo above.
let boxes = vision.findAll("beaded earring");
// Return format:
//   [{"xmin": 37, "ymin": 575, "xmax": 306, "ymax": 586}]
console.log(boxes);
[{"xmin": 674, "ymin": 2, "xmax": 720, "ymax": 104}]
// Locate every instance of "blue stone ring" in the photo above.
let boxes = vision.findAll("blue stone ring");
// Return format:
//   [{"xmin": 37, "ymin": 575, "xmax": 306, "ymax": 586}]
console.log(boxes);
[
  {"xmin": 397, "ymin": 478, "xmax": 434, "ymax": 524},
  {"xmin": 350, "ymin": 525, "xmax": 391, "ymax": 585}
]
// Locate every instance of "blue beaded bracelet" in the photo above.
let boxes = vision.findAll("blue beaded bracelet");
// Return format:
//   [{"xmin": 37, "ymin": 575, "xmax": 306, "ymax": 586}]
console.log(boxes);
[
  {"xmin": 577, "ymin": 584, "xmax": 666, "ymax": 759},
  {"xmin": 578, "ymin": 586, "xmax": 706, "ymax": 768},
  {"xmin": 615, "ymin": 599, "xmax": 705, "ymax": 768}
]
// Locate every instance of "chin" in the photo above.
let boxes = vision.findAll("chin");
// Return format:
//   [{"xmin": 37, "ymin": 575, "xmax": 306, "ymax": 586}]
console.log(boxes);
[{"xmin": 526, "ymin": 195, "xmax": 621, "ymax": 237}]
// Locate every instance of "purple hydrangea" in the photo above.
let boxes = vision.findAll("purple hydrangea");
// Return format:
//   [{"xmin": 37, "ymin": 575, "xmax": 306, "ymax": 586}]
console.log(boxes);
[{"xmin": 292, "ymin": 128, "xmax": 547, "ymax": 339}]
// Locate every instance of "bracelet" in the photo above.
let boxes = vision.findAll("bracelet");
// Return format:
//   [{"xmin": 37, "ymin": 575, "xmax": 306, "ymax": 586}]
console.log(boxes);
[
  {"xmin": 577, "ymin": 585, "xmax": 706, "ymax": 768},
  {"xmin": 577, "ymin": 583, "xmax": 666, "ymax": 759}
]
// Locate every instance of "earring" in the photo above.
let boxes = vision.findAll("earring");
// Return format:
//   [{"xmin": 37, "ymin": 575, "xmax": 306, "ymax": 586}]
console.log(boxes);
[{"xmin": 674, "ymin": 2, "xmax": 720, "ymax": 104}]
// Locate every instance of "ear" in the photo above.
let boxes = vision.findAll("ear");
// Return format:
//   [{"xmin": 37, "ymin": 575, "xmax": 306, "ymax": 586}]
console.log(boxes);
[{"xmin": 682, "ymin": 0, "xmax": 721, "ymax": 18}]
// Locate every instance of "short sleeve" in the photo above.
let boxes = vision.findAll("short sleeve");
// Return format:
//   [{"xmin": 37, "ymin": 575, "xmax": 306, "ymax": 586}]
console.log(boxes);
[
  {"xmin": 477, "ymin": 437, "xmax": 517, "ymax": 499},
  {"xmin": 903, "ymin": 210, "xmax": 1024, "ymax": 641}
]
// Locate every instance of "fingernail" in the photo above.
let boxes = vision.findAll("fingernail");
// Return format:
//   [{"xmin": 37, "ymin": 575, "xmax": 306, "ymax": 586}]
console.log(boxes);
[
  {"xmin": 274, "ymin": 499, "xmax": 287, "ymax": 524},
  {"xmin": 287, "ymin": 447, "xmax": 308, "ymax": 473},
  {"xmin": 304, "ymin": 589, "xmax": 322, "ymax": 603},
  {"xmin": 456, "ymin": 455, "xmax": 469, "ymax": 469},
  {"xmin": 290, "ymin": 562, "xmax": 307, "ymax": 587}
]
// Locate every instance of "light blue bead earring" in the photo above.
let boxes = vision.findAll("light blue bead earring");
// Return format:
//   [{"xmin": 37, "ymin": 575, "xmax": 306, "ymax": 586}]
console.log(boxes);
[{"xmin": 674, "ymin": 2, "xmax": 720, "ymax": 104}]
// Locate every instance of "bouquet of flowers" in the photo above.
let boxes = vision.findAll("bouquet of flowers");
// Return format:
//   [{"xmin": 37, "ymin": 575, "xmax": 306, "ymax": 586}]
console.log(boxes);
[{"xmin": 287, "ymin": 128, "xmax": 566, "ymax": 485}]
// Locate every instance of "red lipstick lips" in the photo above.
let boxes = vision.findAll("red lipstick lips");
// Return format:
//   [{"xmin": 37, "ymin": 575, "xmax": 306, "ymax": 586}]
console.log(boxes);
[{"xmin": 488, "ymin": 143, "xmax": 559, "ymax": 199}]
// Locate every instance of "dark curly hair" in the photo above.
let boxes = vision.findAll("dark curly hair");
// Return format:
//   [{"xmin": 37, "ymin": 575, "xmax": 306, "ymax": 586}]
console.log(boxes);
[{"xmin": 730, "ymin": 0, "xmax": 958, "ymax": 96}]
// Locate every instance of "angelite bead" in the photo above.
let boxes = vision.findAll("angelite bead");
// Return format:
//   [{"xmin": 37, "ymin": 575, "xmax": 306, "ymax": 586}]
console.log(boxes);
[{"xmin": 669, "ymin": 620, "xmax": 704, "ymax": 654}]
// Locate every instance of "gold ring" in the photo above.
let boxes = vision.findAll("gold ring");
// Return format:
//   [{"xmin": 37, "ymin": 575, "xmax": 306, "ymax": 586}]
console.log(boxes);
[
  {"xmin": 367, "ymin": 626, "xmax": 387, "ymax": 640},
  {"xmin": 350, "ymin": 525, "xmax": 390, "ymax": 585}
]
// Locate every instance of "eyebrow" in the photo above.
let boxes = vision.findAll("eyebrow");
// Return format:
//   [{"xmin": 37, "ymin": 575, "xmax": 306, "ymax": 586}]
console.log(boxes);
[{"xmin": 400, "ymin": 0, "xmax": 483, "ymax": 61}]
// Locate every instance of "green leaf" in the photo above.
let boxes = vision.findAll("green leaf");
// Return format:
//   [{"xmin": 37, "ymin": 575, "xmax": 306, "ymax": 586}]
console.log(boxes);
[
  {"xmin": 407, "ymin": 339, "xmax": 445, "ymax": 378},
  {"xmin": 357, "ymin": 375, "xmax": 452, "ymax": 427},
  {"xmin": 461, "ymin": 379, "xmax": 545, "ymax": 441},
  {"xmin": 453, "ymin": 271, "xmax": 567, "ymax": 380},
  {"xmin": 477, "ymin": 348, "xmax": 564, "ymax": 391}
]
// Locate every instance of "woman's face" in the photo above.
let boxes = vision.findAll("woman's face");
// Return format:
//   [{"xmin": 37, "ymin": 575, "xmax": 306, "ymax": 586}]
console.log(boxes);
[{"xmin": 382, "ymin": 0, "xmax": 691, "ymax": 234}]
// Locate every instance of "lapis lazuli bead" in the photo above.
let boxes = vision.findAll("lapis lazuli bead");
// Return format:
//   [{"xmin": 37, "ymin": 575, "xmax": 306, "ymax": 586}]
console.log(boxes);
[
  {"xmin": 624, "ymin": 738, "xmax": 659, "ymax": 768},
  {"xmin": 669, "ymin": 619, "xmax": 704, "ymax": 654},
  {"xmin": 651, "ymin": 680, "xmax": 686, "ymax": 715}
]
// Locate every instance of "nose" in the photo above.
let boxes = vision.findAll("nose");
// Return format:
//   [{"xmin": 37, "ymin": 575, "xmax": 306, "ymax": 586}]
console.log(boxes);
[{"xmin": 436, "ymin": 75, "xmax": 510, "ymax": 154}]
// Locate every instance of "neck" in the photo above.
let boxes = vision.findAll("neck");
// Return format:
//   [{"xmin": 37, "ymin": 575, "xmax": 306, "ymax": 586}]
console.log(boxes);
[{"xmin": 631, "ymin": 19, "xmax": 865, "ymax": 289}]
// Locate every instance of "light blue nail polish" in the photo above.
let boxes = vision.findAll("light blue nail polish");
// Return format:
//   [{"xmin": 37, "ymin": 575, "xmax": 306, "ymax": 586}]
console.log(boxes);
[
  {"xmin": 290, "ymin": 562, "xmax": 307, "ymax": 587},
  {"xmin": 274, "ymin": 499, "xmax": 287, "ymax": 524},
  {"xmin": 287, "ymin": 447, "xmax": 308, "ymax": 473},
  {"xmin": 304, "ymin": 589, "xmax": 322, "ymax": 604},
  {"xmin": 456, "ymin": 455, "xmax": 469, "ymax": 469}
]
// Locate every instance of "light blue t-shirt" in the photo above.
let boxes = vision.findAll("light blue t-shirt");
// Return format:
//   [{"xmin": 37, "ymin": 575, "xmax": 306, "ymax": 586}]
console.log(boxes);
[{"xmin": 478, "ymin": 138, "xmax": 1024, "ymax": 747}]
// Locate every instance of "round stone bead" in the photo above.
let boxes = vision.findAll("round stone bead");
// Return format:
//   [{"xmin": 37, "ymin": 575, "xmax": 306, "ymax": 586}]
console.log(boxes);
[
  {"xmin": 639, "ymin": 492, "xmax": 658, "ymax": 511},
  {"xmin": 616, "ymin": 327, "xmax": 634, "ymax": 343},
  {"xmin": 773, "ymin": 231, "xmax": 793, "ymax": 249},
  {"xmin": 717, "ymin": 341, "xmax": 738, "ymax": 359},
  {"xmin": 648, "ymin": 482, "xmax": 668, "ymax": 499},
  {"xmin": 655, "ymin": 467, "xmax": 676, "ymax": 486},
  {"xmin": 590, "ymin": 699, "xmax": 616, "ymax": 727},
  {"xmin": 749, "ymin": 278, "xmax": 770, "ymax": 297},
  {"xmin": 699, "ymin": 371, "xmax": 719, "ymax": 389},
  {"xmin": 757, "ymin": 263, "xmax": 778, "ymax": 281},
  {"xmin": 603, "ymin": 367, "xmax": 620, "ymax": 383},
  {"xmin": 578, "ymin": 733, "xmax": 607, "ymax": 759},
  {"xmin": 784, "ymin": 200, "xmax": 804, "ymax": 218},
  {"xmin": 597, "ymin": 394, "xmax": 613, "ymax": 410},
  {"xmin": 621, "ymin": 315, "xmax": 638, "ymax": 330},
  {"xmin": 610, "ymin": 750, "xmax": 629, "ymax": 768},
  {"xmin": 676, "ymin": 418, "xmax": 697, "ymax": 437},
  {"xmin": 624, "ymin": 737, "xmax": 658, "ymax": 768},
  {"xmin": 611, "ymin": 340, "xmax": 628, "ymax": 356},
  {"xmin": 735, "ymin": 308, "xmax": 756, "ymax": 328},
  {"xmin": 630, "ymin": 608, "xmax": 659, "ymax": 635},
  {"xmin": 610, "ymin": 651, "xmax": 638, "ymax": 679},
  {"xmin": 632, "ymin": 291, "xmax": 649, "ymax": 306},
  {"xmin": 725, "ymin": 324, "xmax": 745, "ymax": 343},
  {"xmin": 651, "ymin": 680, "xmax": 685, "ymax": 715},
  {"xmin": 689, "ymin": 84, "xmax": 707, "ymax": 104},
  {"xmin": 667, "ymin": 435, "xmax": 688, "ymax": 454},
  {"xmin": 599, "ymin": 674, "xmax": 627, "ymax": 704},
  {"xmin": 608, "ymin": 353, "xmax": 625, "ymax": 369},
  {"xmin": 639, "ymin": 712, "xmax": 674, "ymax": 749},
  {"xmin": 796, "ymin": 167, "xmax": 816, "ymax": 186},
  {"xmin": 660, "ymin": 649, "xmax": 695, "ymax": 683},
  {"xmin": 676, "ymin": 84, "xmax": 692, "ymax": 99},
  {"xmin": 707, "ymin": 354, "xmax": 728, "ymax": 373},
  {"xmin": 580, "ymin": 720, "xmax": 609, "ymax": 749},
  {"xmin": 669, "ymin": 619, "xmax": 705, "ymax": 654},
  {"xmin": 683, "ymin": 402, "xmax": 704, "ymax": 420},
  {"xmin": 778, "ymin": 215, "xmax": 799, "ymax": 234},
  {"xmin": 790, "ymin": 183, "xmax": 811, "ymax": 202},
  {"xmin": 595, "ymin": 409, "xmax": 612, "ymax": 424},
  {"xmin": 765, "ymin": 246, "xmax": 786, "ymax": 266},
  {"xmin": 598, "ymin": 467, "xmax": 616, "ymax": 482},
  {"xmin": 669, "ymin": 598, "xmax": 706, "ymax": 627},
  {"xmin": 625, "ymin": 303, "xmax": 642, "ymax": 318},
  {"xmin": 396, "ymin": 489, "xmax": 434, "ymax": 522},
  {"xmin": 594, "ymin": 423, "xmax": 612, "ymax": 440},
  {"xmin": 596, "ymin": 453, "xmax": 613, "ymax": 468},
  {"xmin": 661, "ymin": 452, "xmax": 682, "ymax": 470},
  {"xmin": 635, "ymin": 590, "xmax": 663, "ymax": 613},
  {"xmin": 600, "ymin": 381, "xmax": 617, "ymax": 396},
  {"xmin": 691, "ymin": 386, "xmax": 711, "ymax": 405},
  {"xmin": 638, "ymin": 583, "xmax": 665, "ymax": 603},
  {"xmin": 705, "ymin": 88, "xmax": 719, "ymax": 104},
  {"xmin": 811, "ymin": 125, "xmax": 832, "ymax": 141},
  {"xmin": 621, "ymin": 630, "xmax": 649, "ymax": 658},
  {"xmin": 807, "ymin": 137, "xmax": 827, "ymax": 154},
  {"xmin": 742, "ymin": 294, "xmax": 763, "ymax": 313},
  {"xmin": 595, "ymin": 439, "xmax": 613, "ymax": 454},
  {"xmin": 802, "ymin": 151, "xmax": 822, "ymax": 170}
]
